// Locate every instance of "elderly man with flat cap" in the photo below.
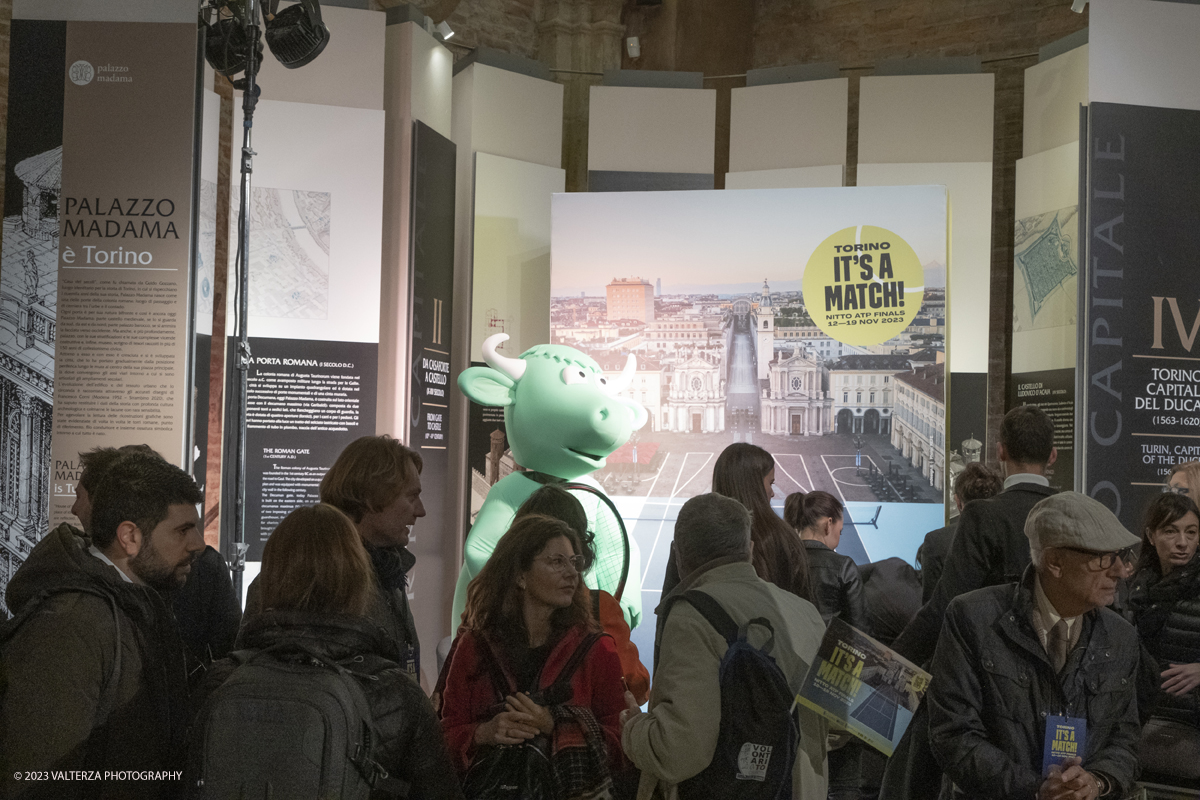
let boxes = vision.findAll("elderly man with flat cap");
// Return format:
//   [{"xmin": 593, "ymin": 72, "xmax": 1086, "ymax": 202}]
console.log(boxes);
[{"xmin": 926, "ymin": 492, "xmax": 1141, "ymax": 800}]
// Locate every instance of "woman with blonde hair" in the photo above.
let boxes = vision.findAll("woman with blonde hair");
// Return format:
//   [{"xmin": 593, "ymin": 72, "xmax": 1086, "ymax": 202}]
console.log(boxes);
[
  {"xmin": 1168, "ymin": 460, "xmax": 1200, "ymax": 496},
  {"xmin": 193, "ymin": 504, "xmax": 462, "ymax": 799},
  {"xmin": 440, "ymin": 514, "xmax": 627, "ymax": 799}
]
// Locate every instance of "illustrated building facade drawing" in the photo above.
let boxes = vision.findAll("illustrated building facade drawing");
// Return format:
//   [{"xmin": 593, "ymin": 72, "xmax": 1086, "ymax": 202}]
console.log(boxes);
[{"xmin": 0, "ymin": 147, "xmax": 60, "ymax": 612}]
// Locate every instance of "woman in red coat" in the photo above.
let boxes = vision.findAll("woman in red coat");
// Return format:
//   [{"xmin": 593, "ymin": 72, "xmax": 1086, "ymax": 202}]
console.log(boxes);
[
  {"xmin": 441, "ymin": 514, "xmax": 627, "ymax": 798},
  {"xmin": 513, "ymin": 484, "xmax": 650, "ymax": 705}
]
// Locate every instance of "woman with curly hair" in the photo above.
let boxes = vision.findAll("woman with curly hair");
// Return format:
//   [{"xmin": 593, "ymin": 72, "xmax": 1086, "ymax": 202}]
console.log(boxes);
[{"xmin": 440, "ymin": 514, "xmax": 627, "ymax": 798}]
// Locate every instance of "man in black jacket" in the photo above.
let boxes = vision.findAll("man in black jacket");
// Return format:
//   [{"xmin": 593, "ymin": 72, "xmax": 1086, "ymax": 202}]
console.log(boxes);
[
  {"xmin": 917, "ymin": 462, "xmax": 1004, "ymax": 604},
  {"xmin": 1, "ymin": 454, "xmax": 204, "ymax": 799},
  {"xmin": 895, "ymin": 405, "xmax": 1059, "ymax": 664},
  {"xmin": 68, "ymin": 445, "xmax": 241, "ymax": 671},
  {"xmin": 927, "ymin": 492, "xmax": 1140, "ymax": 800},
  {"xmin": 882, "ymin": 405, "xmax": 1058, "ymax": 800},
  {"xmin": 245, "ymin": 435, "xmax": 426, "ymax": 683}
]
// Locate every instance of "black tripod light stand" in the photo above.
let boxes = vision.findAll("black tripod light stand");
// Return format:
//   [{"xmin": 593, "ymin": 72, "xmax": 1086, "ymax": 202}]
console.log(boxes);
[{"xmin": 201, "ymin": 0, "xmax": 329, "ymax": 596}]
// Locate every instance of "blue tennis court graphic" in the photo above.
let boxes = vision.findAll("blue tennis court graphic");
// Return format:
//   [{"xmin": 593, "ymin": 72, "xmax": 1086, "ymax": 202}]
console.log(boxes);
[{"xmin": 850, "ymin": 690, "xmax": 899, "ymax": 741}]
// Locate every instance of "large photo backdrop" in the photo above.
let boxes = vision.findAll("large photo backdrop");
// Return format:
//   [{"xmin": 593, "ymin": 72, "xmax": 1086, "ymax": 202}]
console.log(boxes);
[{"xmin": 550, "ymin": 186, "xmax": 949, "ymax": 663}]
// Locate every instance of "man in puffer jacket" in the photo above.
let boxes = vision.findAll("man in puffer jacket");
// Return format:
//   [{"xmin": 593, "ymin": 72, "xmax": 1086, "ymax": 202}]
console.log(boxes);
[{"xmin": 1, "ymin": 454, "xmax": 204, "ymax": 799}]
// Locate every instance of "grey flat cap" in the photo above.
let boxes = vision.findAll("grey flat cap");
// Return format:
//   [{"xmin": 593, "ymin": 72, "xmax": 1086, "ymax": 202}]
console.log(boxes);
[{"xmin": 1025, "ymin": 491, "xmax": 1141, "ymax": 553}]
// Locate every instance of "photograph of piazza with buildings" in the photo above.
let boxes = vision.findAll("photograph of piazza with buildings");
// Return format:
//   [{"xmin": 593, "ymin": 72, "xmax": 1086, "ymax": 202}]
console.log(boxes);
[{"xmin": 548, "ymin": 272, "xmax": 952, "ymax": 507}]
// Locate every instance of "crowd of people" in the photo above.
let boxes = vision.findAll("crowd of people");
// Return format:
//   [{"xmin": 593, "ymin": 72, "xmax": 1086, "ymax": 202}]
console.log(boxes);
[{"xmin": 2, "ymin": 405, "xmax": 1199, "ymax": 799}]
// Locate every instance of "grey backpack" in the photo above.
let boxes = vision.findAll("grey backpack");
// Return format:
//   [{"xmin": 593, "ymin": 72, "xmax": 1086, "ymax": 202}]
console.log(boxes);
[{"xmin": 187, "ymin": 643, "xmax": 409, "ymax": 799}]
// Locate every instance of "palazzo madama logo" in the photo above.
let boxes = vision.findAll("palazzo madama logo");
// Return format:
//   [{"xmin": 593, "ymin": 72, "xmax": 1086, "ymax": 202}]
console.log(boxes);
[{"xmin": 69, "ymin": 60, "xmax": 94, "ymax": 86}]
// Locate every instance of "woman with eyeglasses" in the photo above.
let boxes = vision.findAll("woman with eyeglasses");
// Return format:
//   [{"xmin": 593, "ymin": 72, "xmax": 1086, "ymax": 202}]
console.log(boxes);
[
  {"xmin": 440, "ymin": 514, "xmax": 627, "ymax": 799},
  {"xmin": 1125, "ymin": 492, "xmax": 1200, "ymax": 783},
  {"xmin": 511, "ymin": 484, "xmax": 650, "ymax": 705},
  {"xmin": 1167, "ymin": 460, "xmax": 1200, "ymax": 495}
]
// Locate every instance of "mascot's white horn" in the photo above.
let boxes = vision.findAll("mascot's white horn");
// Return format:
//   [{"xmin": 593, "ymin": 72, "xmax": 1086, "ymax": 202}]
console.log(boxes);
[
  {"xmin": 482, "ymin": 333, "xmax": 526, "ymax": 382},
  {"xmin": 608, "ymin": 354, "xmax": 637, "ymax": 394}
]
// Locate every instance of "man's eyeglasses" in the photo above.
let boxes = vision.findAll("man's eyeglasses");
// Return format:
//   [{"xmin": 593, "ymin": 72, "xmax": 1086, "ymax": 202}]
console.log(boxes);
[
  {"xmin": 1164, "ymin": 484, "xmax": 1190, "ymax": 495},
  {"xmin": 538, "ymin": 554, "xmax": 586, "ymax": 574},
  {"xmin": 1058, "ymin": 545, "xmax": 1137, "ymax": 571}
]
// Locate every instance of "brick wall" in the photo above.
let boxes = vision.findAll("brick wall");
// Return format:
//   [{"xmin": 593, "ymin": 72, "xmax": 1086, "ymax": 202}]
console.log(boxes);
[
  {"xmin": 375, "ymin": 0, "xmax": 539, "ymax": 58},
  {"xmin": 752, "ymin": 0, "xmax": 1089, "ymax": 464}
]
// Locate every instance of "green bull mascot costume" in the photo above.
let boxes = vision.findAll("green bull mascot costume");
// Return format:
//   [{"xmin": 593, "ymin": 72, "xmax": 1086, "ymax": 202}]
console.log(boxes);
[{"xmin": 453, "ymin": 334, "xmax": 646, "ymax": 630}]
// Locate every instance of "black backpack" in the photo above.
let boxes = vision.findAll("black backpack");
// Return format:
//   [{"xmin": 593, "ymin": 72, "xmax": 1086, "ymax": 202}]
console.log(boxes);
[
  {"xmin": 186, "ymin": 642, "xmax": 409, "ymax": 799},
  {"xmin": 663, "ymin": 590, "xmax": 800, "ymax": 800}
]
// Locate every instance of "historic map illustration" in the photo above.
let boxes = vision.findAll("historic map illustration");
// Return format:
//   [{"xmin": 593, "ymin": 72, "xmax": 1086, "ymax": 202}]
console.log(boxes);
[
  {"xmin": 197, "ymin": 179, "xmax": 217, "ymax": 320},
  {"xmin": 247, "ymin": 186, "xmax": 331, "ymax": 320},
  {"xmin": 1013, "ymin": 205, "xmax": 1078, "ymax": 331}
]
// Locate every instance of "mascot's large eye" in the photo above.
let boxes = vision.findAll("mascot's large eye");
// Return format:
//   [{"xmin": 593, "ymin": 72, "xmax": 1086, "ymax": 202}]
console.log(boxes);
[{"xmin": 562, "ymin": 367, "xmax": 589, "ymax": 385}]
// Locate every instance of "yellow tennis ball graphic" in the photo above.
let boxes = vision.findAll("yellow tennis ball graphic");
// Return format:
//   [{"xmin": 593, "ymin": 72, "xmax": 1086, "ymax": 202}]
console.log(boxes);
[{"xmin": 803, "ymin": 225, "xmax": 925, "ymax": 347}]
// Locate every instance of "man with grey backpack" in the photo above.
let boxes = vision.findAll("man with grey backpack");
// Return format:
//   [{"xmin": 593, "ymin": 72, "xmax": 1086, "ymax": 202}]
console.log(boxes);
[{"xmin": 620, "ymin": 493, "xmax": 830, "ymax": 800}]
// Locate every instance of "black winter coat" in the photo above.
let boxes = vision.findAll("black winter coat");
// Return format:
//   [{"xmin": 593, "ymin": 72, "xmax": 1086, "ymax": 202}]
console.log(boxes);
[
  {"xmin": 893, "ymin": 481, "xmax": 1057, "ymax": 665},
  {"xmin": 1126, "ymin": 557, "xmax": 1200, "ymax": 725},
  {"xmin": 802, "ymin": 539, "xmax": 870, "ymax": 634},
  {"xmin": 917, "ymin": 519, "xmax": 957, "ymax": 605},
  {"xmin": 172, "ymin": 546, "xmax": 241, "ymax": 668},
  {"xmin": 1, "ymin": 523, "xmax": 190, "ymax": 800},
  {"xmin": 200, "ymin": 611, "xmax": 463, "ymax": 800},
  {"xmin": 244, "ymin": 543, "xmax": 421, "ymax": 680},
  {"xmin": 928, "ymin": 569, "xmax": 1141, "ymax": 800},
  {"xmin": 858, "ymin": 557, "xmax": 922, "ymax": 646}
]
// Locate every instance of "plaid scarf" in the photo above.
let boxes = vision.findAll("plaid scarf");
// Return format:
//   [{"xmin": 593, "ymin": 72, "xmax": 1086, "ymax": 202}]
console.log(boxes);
[{"xmin": 549, "ymin": 705, "xmax": 615, "ymax": 800}]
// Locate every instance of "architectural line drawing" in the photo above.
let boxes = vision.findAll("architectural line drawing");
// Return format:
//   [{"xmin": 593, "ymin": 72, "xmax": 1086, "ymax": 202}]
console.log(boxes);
[
  {"xmin": 0, "ymin": 146, "xmax": 60, "ymax": 613},
  {"xmin": 246, "ymin": 186, "xmax": 331, "ymax": 320}
]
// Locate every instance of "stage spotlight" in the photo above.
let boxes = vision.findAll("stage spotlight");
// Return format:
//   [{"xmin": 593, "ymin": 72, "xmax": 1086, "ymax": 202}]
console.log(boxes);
[
  {"xmin": 265, "ymin": 0, "xmax": 331, "ymax": 69},
  {"xmin": 435, "ymin": 21, "xmax": 454, "ymax": 41},
  {"xmin": 202, "ymin": 3, "xmax": 261, "ymax": 76}
]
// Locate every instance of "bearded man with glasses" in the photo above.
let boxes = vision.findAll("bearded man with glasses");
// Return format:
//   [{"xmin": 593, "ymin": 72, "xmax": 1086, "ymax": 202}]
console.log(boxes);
[{"xmin": 926, "ymin": 492, "xmax": 1142, "ymax": 800}]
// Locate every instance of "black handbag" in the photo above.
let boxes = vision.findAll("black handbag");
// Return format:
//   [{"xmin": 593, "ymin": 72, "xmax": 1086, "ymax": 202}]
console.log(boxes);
[
  {"xmin": 462, "ymin": 735, "xmax": 555, "ymax": 800},
  {"xmin": 460, "ymin": 632, "xmax": 602, "ymax": 800}
]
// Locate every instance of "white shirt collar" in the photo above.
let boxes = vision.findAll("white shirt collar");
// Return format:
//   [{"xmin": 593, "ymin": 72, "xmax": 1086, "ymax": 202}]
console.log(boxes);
[
  {"xmin": 88, "ymin": 545, "xmax": 134, "ymax": 583},
  {"xmin": 1004, "ymin": 472, "xmax": 1049, "ymax": 489}
]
